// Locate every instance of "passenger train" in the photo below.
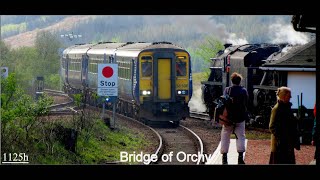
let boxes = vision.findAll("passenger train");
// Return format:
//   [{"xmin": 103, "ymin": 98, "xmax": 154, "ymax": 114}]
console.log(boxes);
[{"xmin": 61, "ymin": 41, "xmax": 192, "ymax": 126}]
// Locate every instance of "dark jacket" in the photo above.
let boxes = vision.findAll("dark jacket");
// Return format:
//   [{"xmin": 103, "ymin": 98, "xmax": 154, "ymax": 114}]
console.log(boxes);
[
  {"xmin": 223, "ymin": 85, "xmax": 249, "ymax": 123},
  {"xmin": 269, "ymin": 100, "xmax": 299, "ymax": 164}
]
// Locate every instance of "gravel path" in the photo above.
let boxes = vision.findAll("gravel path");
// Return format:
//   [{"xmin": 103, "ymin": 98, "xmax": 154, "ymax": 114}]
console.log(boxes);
[{"xmin": 245, "ymin": 140, "xmax": 316, "ymax": 165}]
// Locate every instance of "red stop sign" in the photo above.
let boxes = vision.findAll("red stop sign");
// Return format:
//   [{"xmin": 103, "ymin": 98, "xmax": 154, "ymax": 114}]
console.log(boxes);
[{"xmin": 102, "ymin": 66, "xmax": 113, "ymax": 78}]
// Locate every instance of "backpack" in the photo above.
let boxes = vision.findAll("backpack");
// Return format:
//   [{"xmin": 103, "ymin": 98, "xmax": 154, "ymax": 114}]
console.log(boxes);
[
  {"xmin": 215, "ymin": 93, "xmax": 233, "ymax": 126},
  {"xmin": 215, "ymin": 86, "xmax": 248, "ymax": 124},
  {"xmin": 225, "ymin": 86, "xmax": 248, "ymax": 123}
]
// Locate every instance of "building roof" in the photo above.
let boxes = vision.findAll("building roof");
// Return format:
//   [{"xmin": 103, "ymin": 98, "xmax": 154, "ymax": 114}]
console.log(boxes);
[{"xmin": 263, "ymin": 40, "xmax": 316, "ymax": 68}]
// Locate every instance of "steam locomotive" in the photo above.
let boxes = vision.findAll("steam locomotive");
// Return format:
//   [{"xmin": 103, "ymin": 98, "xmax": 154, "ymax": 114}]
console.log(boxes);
[
  {"xmin": 201, "ymin": 41, "xmax": 316, "ymax": 128},
  {"xmin": 61, "ymin": 41, "xmax": 192, "ymax": 126}
]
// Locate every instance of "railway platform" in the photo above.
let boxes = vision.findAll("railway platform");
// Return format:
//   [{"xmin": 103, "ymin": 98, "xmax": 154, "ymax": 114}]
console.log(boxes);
[{"xmin": 205, "ymin": 139, "xmax": 248, "ymax": 165}]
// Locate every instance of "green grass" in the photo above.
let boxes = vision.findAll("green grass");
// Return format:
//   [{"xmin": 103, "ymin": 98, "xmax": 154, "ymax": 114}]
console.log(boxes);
[
  {"xmin": 192, "ymin": 72, "xmax": 209, "ymax": 89},
  {"xmin": 31, "ymin": 118, "xmax": 152, "ymax": 164},
  {"xmin": 1, "ymin": 23, "xmax": 27, "ymax": 35},
  {"xmin": 230, "ymin": 130, "xmax": 270, "ymax": 140},
  {"xmin": 192, "ymin": 72, "xmax": 208, "ymax": 83},
  {"xmin": 76, "ymin": 120, "xmax": 151, "ymax": 164}
]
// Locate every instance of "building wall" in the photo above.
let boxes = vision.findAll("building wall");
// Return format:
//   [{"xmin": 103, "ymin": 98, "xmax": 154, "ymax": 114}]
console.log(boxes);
[{"xmin": 287, "ymin": 71, "xmax": 316, "ymax": 109}]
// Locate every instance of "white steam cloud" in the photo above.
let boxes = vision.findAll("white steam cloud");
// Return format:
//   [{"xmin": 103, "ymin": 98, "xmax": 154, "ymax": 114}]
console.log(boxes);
[
  {"xmin": 226, "ymin": 33, "xmax": 249, "ymax": 45},
  {"xmin": 188, "ymin": 86, "xmax": 207, "ymax": 112},
  {"xmin": 268, "ymin": 23, "xmax": 310, "ymax": 45},
  {"xmin": 166, "ymin": 15, "xmax": 250, "ymax": 46}
]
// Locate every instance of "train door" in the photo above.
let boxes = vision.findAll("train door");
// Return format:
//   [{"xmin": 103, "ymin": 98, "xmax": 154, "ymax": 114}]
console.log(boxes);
[
  {"xmin": 157, "ymin": 58, "xmax": 171, "ymax": 100},
  {"xmin": 153, "ymin": 52, "xmax": 176, "ymax": 102},
  {"xmin": 81, "ymin": 55, "xmax": 88, "ymax": 86},
  {"xmin": 65, "ymin": 55, "xmax": 69, "ymax": 83}
]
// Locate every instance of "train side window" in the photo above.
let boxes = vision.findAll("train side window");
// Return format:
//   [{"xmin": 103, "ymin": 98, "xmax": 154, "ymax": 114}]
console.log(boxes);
[
  {"xmin": 176, "ymin": 61, "xmax": 186, "ymax": 76},
  {"xmin": 141, "ymin": 61, "xmax": 152, "ymax": 77}
]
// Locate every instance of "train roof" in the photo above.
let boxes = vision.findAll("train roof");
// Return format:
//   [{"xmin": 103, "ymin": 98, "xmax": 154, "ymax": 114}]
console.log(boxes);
[
  {"xmin": 87, "ymin": 42, "xmax": 127, "ymax": 55},
  {"xmin": 63, "ymin": 42, "xmax": 187, "ymax": 58},
  {"xmin": 115, "ymin": 42, "xmax": 152, "ymax": 57},
  {"xmin": 115, "ymin": 42, "xmax": 186, "ymax": 57},
  {"xmin": 63, "ymin": 43, "xmax": 95, "ymax": 55},
  {"xmin": 143, "ymin": 42, "xmax": 185, "ymax": 51},
  {"xmin": 263, "ymin": 40, "xmax": 316, "ymax": 68}
]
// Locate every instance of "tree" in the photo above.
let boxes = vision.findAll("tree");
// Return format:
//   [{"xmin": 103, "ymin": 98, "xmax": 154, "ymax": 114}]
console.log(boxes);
[
  {"xmin": 35, "ymin": 31, "xmax": 61, "ymax": 75},
  {"xmin": 1, "ymin": 73, "xmax": 53, "ymax": 152},
  {"xmin": 0, "ymin": 40, "xmax": 11, "ymax": 67},
  {"xmin": 194, "ymin": 35, "xmax": 224, "ymax": 77},
  {"xmin": 34, "ymin": 30, "xmax": 62, "ymax": 89},
  {"xmin": 9, "ymin": 47, "xmax": 38, "ymax": 92}
]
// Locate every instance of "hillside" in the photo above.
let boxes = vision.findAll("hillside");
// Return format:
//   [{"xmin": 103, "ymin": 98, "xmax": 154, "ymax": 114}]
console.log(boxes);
[
  {"xmin": 3, "ymin": 16, "xmax": 95, "ymax": 49},
  {"xmin": 3, "ymin": 15, "xmax": 304, "ymax": 50}
]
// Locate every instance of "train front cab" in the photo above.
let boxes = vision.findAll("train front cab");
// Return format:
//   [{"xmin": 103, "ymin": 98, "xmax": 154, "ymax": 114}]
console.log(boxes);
[{"xmin": 138, "ymin": 50, "xmax": 191, "ymax": 125}]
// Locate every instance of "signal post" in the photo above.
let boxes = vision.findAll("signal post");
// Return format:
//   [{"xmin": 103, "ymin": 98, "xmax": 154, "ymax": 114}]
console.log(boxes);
[{"xmin": 98, "ymin": 62, "xmax": 118, "ymax": 130}]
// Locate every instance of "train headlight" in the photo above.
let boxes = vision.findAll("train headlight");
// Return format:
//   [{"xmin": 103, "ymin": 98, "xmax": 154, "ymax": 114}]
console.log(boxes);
[
  {"xmin": 177, "ymin": 90, "xmax": 188, "ymax": 95},
  {"xmin": 141, "ymin": 90, "xmax": 151, "ymax": 96}
]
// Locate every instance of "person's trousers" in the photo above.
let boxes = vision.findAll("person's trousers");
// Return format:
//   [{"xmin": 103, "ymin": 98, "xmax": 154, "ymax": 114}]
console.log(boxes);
[{"xmin": 220, "ymin": 121, "xmax": 246, "ymax": 154}]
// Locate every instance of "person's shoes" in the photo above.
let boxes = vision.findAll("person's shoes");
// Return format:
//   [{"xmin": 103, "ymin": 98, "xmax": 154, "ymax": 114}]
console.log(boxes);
[
  {"xmin": 222, "ymin": 158, "xmax": 228, "ymax": 165},
  {"xmin": 238, "ymin": 157, "xmax": 245, "ymax": 164},
  {"xmin": 222, "ymin": 154, "xmax": 228, "ymax": 165},
  {"xmin": 238, "ymin": 152, "xmax": 245, "ymax": 164}
]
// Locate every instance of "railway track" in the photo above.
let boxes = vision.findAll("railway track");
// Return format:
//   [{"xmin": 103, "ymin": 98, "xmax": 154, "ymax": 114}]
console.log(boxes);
[
  {"xmin": 189, "ymin": 110, "xmax": 270, "ymax": 133},
  {"xmin": 153, "ymin": 123, "xmax": 204, "ymax": 165},
  {"xmin": 189, "ymin": 111, "xmax": 211, "ymax": 121},
  {"xmin": 43, "ymin": 89, "xmax": 75, "ymax": 115}
]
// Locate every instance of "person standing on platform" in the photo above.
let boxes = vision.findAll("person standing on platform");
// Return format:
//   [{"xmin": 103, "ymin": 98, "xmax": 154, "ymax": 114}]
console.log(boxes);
[
  {"xmin": 220, "ymin": 72, "xmax": 248, "ymax": 165},
  {"xmin": 269, "ymin": 86, "xmax": 300, "ymax": 164}
]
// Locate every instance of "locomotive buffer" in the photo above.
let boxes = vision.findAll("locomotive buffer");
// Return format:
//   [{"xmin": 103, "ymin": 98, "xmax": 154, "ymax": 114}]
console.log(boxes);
[{"xmin": 98, "ymin": 63, "xmax": 118, "ymax": 129}]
